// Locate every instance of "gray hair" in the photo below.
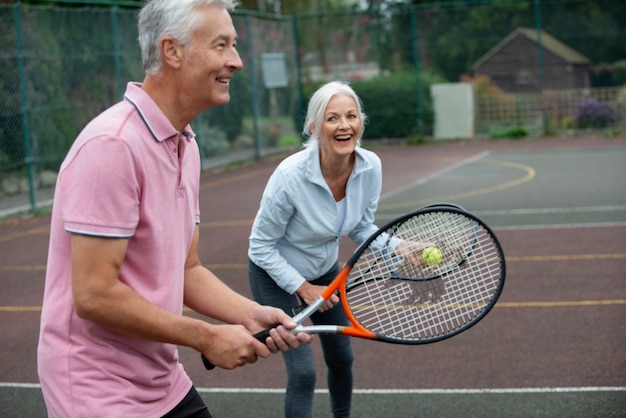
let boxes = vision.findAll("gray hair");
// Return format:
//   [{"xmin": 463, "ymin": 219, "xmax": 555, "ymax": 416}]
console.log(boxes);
[
  {"xmin": 302, "ymin": 81, "xmax": 367, "ymax": 148},
  {"xmin": 138, "ymin": 0, "xmax": 239, "ymax": 74}
]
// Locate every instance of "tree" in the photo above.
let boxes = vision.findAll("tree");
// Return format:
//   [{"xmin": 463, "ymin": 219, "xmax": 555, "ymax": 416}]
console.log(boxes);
[{"xmin": 365, "ymin": 0, "xmax": 626, "ymax": 85}]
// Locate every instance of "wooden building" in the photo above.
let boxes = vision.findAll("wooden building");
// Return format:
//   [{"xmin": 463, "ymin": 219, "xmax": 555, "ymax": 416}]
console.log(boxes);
[{"xmin": 472, "ymin": 27, "xmax": 592, "ymax": 93}]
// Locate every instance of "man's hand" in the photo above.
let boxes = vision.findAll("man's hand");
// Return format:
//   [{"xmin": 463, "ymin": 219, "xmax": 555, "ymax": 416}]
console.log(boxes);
[
  {"xmin": 246, "ymin": 305, "xmax": 314, "ymax": 350},
  {"xmin": 199, "ymin": 323, "xmax": 267, "ymax": 370},
  {"xmin": 199, "ymin": 306, "xmax": 313, "ymax": 370}
]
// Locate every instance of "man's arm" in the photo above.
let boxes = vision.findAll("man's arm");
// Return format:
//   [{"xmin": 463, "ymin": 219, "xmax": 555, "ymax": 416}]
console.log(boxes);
[
  {"xmin": 183, "ymin": 226, "xmax": 262, "ymax": 324},
  {"xmin": 71, "ymin": 233, "xmax": 198, "ymax": 342},
  {"xmin": 183, "ymin": 226, "xmax": 312, "ymax": 357},
  {"xmin": 70, "ymin": 227, "xmax": 309, "ymax": 370}
]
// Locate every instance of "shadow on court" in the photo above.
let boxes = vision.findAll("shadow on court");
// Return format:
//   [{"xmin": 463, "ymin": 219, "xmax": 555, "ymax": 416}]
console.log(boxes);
[{"xmin": 1, "ymin": 136, "xmax": 625, "ymax": 417}]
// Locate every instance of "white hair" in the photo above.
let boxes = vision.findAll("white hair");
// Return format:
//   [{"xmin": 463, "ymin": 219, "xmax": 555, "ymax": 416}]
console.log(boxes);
[
  {"xmin": 138, "ymin": 0, "xmax": 239, "ymax": 74},
  {"xmin": 302, "ymin": 81, "xmax": 367, "ymax": 148}
]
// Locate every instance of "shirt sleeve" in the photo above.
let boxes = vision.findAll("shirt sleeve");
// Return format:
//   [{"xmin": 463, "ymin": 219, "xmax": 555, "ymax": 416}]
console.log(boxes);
[
  {"xmin": 60, "ymin": 135, "xmax": 140, "ymax": 237},
  {"xmin": 248, "ymin": 171, "xmax": 308, "ymax": 294}
]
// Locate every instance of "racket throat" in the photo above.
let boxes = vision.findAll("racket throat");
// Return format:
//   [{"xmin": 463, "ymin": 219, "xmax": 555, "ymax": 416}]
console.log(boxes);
[
  {"xmin": 291, "ymin": 297, "xmax": 326, "ymax": 324},
  {"xmin": 295, "ymin": 325, "xmax": 345, "ymax": 335}
]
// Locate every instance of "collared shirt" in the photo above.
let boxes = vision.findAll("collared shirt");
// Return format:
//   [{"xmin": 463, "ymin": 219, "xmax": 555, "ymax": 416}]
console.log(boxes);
[
  {"xmin": 248, "ymin": 143, "xmax": 382, "ymax": 294},
  {"xmin": 38, "ymin": 82, "xmax": 199, "ymax": 417}
]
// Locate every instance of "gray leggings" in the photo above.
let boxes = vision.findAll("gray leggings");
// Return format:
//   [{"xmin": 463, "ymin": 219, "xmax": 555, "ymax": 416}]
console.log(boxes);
[{"xmin": 248, "ymin": 259, "xmax": 354, "ymax": 418}]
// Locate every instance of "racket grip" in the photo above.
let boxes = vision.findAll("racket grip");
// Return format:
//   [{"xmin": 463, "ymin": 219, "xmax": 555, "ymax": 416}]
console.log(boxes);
[
  {"xmin": 252, "ymin": 328, "xmax": 272, "ymax": 342},
  {"xmin": 201, "ymin": 354, "xmax": 215, "ymax": 370},
  {"xmin": 201, "ymin": 327, "xmax": 273, "ymax": 370}
]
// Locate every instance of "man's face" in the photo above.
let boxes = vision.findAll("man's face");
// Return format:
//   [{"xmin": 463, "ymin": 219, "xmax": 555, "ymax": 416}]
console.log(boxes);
[{"xmin": 181, "ymin": 4, "xmax": 243, "ymax": 110}]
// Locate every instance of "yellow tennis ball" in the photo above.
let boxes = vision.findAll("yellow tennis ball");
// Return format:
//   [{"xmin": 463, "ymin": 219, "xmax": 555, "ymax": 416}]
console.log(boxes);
[{"xmin": 422, "ymin": 246, "xmax": 442, "ymax": 266}]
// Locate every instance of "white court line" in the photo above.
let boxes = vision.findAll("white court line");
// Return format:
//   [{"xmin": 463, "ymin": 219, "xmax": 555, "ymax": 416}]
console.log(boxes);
[
  {"xmin": 475, "ymin": 205, "xmax": 626, "ymax": 216},
  {"xmin": 0, "ymin": 199, "xmax": 53, "ymax": 219},
  {"xmin": 193, "ymin": 386, "xmax": 626, "ymax": 394},
  {"xmin": 493, "ymin": 221, "xmax": 626, "ymax": 231},
  {"xmin": 3, "ymin": 382, "xmax": 624, "ymax": 394},
  {"xmin": 0, "ymin": 383, "xmax": 41, "ymax": 389},
  {"xmin": 372, "ymin": 218, "xmax": 626, "ymax": 231},
  {"xmin": 380, "ymin": 205, "xmax": 626, "ymax": 219},
  {"xmin": 348, "ymin": 387, "xmax": 626, "ymax": 394},
  {"xmin": 380, "ymin": 151, "xmax": 490, "ymax": 201}
]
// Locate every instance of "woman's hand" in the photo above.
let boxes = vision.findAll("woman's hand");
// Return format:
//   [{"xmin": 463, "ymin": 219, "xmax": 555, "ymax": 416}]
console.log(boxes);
[
  {"xmin": 395, "ymin": 240, "xmax": 436, "ymax": 266},
  {"xmin": 296, "ymin": 281, "xmax": 339, "ymax": 312}
]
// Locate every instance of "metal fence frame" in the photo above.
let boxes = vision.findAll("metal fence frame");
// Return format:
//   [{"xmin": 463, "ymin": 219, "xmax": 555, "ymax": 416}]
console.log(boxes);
[{"xmin": 1, "ymin": 0, "xmax": 624, "ymax": 217}]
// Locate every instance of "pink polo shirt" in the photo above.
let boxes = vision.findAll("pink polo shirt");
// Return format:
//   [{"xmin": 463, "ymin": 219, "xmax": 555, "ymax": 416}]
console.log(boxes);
[{"xmin": 38, "ymin": 82, "xmax": 200, "ymax": 417}]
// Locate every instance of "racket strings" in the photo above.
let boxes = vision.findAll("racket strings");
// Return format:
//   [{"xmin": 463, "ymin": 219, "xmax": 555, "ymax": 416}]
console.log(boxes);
[{"xmin": 345, "ymin": 211, "xmax": 504, "ymax": 343}]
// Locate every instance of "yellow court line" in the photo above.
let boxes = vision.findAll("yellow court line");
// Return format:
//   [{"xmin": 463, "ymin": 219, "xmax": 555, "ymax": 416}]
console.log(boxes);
[
  {"xmin": 0, "ymin": 306, "xmax": 41, "ymax": 312},
  {"xmin": 3, "ymin": 299, "xmax": 625, "ymax": 313},
  {"xmin": 506, "ymin": 253, "xmax": 626, "ymax": 262},
  {"xmin": 0, "ymin": 265, "xmax": 46, "ymax": 271},
  {"xmin": 3, "ymin": 253, "xmax": 624, "ymax": 273},
  {"xmin": 0, "ymin": 170, "xmax": 263, "ymax": 245},
  {"xmin": 204, "ymin": 264, "xmax": 247, "ymax": 269},
  {"xmin": 200, "ymin": 220, "xmax": 253, "ymax": 228},
  {"xmin": 0, "ymin": 220, "xmax": 246, "ymax": 240},
  {"xmin": 0, "ymin": 159, "xmax": 533, "ymax": 239},
  {"xmin": 379, "ymin": 159, "xmax": 536, "ymax": 211},
  {"xmin": 496, "ymin": 300, "xmax": 626, "ymax": 308},
  {"xmin": 199, "ymin": 168, "xmax": 270, "ymax": 191},
  {"xmin": 0, "ymin": 264, "xmax": 247, "ymax": 272},
  {"xmin": 0, "ymin": 226, "xmax": 50, "ymax": 243}
]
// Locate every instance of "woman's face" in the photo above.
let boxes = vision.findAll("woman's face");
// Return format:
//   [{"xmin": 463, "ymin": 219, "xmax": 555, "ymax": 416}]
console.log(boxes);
[{"xmin": 316, "ymin": 94, "xmax": 361, "ymax": 158}]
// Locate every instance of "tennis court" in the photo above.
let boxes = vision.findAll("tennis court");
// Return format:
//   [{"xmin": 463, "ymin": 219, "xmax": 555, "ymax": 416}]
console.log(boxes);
[{"xmin": 1, "ymin": 136, "xmax": 625, "ymax": 417}]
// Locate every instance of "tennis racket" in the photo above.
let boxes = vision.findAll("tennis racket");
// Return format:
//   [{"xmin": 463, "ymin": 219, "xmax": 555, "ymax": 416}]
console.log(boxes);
[{"xmin": 202, "ymin": 205, "xmax": 505, "ymax": 370}]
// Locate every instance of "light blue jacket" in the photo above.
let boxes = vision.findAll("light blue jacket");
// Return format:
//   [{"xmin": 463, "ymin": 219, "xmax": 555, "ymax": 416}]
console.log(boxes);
[{"xmin": 248, "ymin": 143, "xmax": 382, "ymax": 294}]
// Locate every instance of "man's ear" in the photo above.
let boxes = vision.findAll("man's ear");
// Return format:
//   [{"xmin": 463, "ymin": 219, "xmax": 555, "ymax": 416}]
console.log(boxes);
[{"xmin": 160, "ymin": 36, "xmax": 183, "ymax": 69}]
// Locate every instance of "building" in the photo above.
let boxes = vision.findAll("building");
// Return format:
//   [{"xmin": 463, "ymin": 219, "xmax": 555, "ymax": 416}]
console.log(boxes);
[{"xmin": 472, "ymin": 27, "xmax": 592, "ymax": 93}]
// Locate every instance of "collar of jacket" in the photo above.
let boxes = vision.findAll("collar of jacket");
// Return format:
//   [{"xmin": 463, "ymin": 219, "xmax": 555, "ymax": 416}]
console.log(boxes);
[{"xmin": 303, "ymin": 142, "xmax": 373, "ymax": 187}]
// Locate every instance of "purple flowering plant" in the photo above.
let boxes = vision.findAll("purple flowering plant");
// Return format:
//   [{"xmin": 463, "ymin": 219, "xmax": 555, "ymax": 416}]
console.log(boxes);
[{"xmin": 575, "ymin": 97, "xmax": 620, "ymax": 128}]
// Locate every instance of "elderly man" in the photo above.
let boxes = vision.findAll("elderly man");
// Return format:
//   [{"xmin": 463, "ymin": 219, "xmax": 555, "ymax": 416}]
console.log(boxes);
[{"xmin": 37, "ymin": 1, "xmax": 311, "ymax": 416}]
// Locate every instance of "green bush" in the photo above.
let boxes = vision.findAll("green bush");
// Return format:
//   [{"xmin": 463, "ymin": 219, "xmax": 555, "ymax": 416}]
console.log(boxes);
[
  {"xmin": 278, "ymin": 134, "xmax": 301, "ymax": 147},
  {"xmin": 300, "ymin": 70, "xmax": 446, "ymax": 141},
  {"xmin": 490, "ymin": 125, "xmax": 528, "ymax": 139},
  {"xmin": 201, "ymin": 72, "xmax": 249, "ymax": 146}
]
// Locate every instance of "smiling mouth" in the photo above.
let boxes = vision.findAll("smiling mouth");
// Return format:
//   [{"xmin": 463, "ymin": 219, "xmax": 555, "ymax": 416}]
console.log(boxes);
[
  {"xmin": 216, "ymin": 78, "xmax": 231, "ymax": 84},
  {"xmin": 335, "ymin": 134, "xmax": 352, "ymax": 142}
]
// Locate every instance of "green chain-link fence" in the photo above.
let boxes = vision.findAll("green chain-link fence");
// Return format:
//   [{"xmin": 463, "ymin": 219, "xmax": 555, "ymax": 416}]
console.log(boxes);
[
  {"xmin": 1, "ymin": 4, "xmax": 143, "ymax": 216},
  {"xmin": 2, "ymin": 0, "xmax": 625, "ymax": 217}
]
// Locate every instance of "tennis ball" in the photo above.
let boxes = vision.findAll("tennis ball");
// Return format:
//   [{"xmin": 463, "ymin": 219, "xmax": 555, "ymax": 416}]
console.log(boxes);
[{"xmin": 422, "ymin": 246, "xmax": 442, "ymax": 266}]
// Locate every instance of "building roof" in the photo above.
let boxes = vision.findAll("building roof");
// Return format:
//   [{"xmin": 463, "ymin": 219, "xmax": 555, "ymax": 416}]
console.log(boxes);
[{"xmin": 472, "ymin": 27, "xmax": 592, "ymax": 70}]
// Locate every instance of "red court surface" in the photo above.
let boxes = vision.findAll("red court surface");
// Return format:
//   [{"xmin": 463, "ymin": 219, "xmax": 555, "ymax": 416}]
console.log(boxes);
[{"xmin": 1, "ymin": 136, "xmax": 625, "ymax": 417}]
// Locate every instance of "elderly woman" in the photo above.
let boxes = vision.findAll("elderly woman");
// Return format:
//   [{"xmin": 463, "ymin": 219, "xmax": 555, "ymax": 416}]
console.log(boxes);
[{"xmin": 248, "ymin": 81, "xmax": 382, "ymax": 418}]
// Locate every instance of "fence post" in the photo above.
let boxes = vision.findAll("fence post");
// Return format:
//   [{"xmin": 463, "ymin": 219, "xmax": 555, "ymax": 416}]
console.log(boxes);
[
  {"xmin": 13, "ymin": 0, "xmax": 36, "ymax": 210},
  {"xmin": 244, "ymin": 14, "xmax": 262, "ymax": 159},
  {"xmin": 409, "ymin": 7, "xmax": 424, "ymax": 138},
  {"xmin": 111, "ymin": 5, "xmax": 124, "ymax": 100},
  {"xmin": 534, "ymin": 0, "xmax": 548, "ymax": 135},
  {"xmin": 292, "ymin": 13, "xmax": 305, "ymax": 132}
]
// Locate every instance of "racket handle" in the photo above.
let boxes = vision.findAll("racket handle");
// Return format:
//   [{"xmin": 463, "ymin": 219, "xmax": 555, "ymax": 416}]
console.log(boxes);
[
  {"xmin": 201, "ymin": 354, "xmax": 216, "ymax": 370},
  {"xmin": 201, "ymin": 328, "xmax": 273, "ymax": 370},
  {"xmin": 252, "ymin": 328, "xmax": 272, "ymax": 342}
]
